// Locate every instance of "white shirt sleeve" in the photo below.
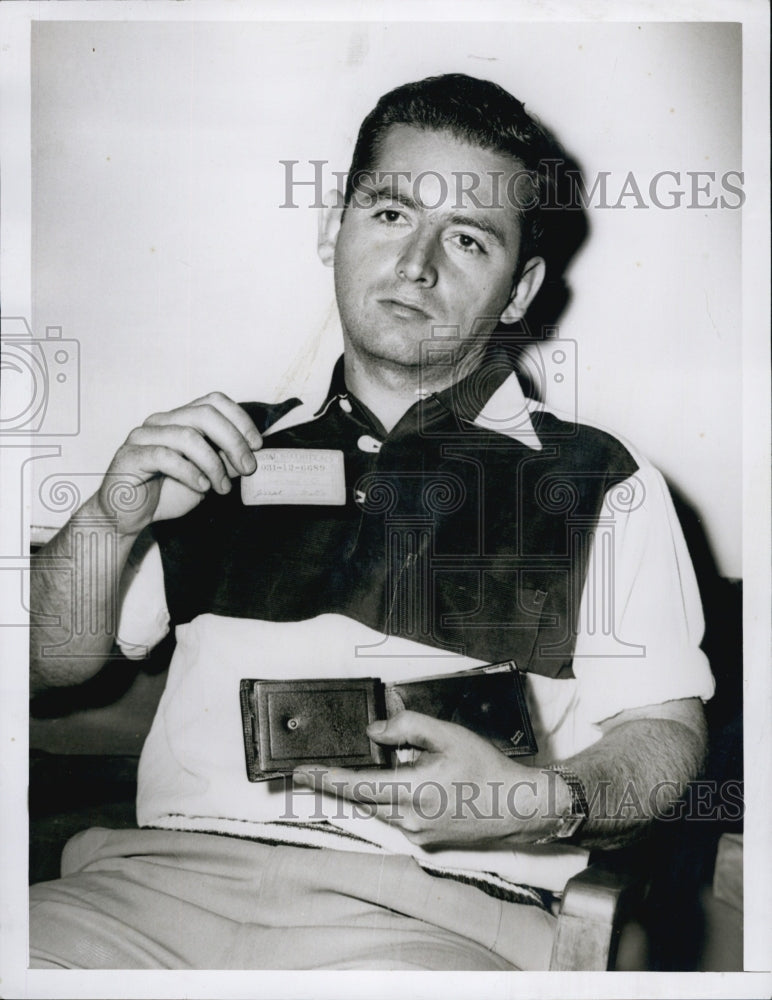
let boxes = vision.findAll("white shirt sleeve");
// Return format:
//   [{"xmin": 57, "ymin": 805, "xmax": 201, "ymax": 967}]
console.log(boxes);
[
  {"xmin": 571, "ymin": 461, "xmax": 715, "ymax": 724},
  {"xmin": 116, "ymin": 533, "xmax": 170, "ymax": 659}
]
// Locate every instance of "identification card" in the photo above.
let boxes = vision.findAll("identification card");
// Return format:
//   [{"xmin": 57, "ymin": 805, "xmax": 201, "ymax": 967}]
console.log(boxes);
[{"xmin": 240, "ymin": 448, "xmax": 346, "ymax": 506}]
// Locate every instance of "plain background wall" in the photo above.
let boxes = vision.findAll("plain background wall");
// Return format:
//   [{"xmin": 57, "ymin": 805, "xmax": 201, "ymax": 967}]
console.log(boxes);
[{"xmin": 29, "ymin": 19, "xmax": 742, "ymax": 576}]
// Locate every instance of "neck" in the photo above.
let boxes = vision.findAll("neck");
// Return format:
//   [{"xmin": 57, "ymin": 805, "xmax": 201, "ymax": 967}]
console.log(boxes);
[
  {"xmin": 342, "ymin": 357, "xmax": 426, "ymax": 433},
  {"xmin": 344, "ymin": 336, "xmax": 485, "ymax": 431},
  {"xmin": 342, "ymin": 340, "xmax": 488, "ymax": 433}
]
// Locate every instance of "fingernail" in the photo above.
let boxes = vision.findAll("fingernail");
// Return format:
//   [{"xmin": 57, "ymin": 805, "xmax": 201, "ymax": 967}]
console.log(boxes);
[
  {"xmin": 197, "ymin": 475, "xmax": 209, "ymax": 491},
  {"xmin": 220, "ymin": 477, "xmax": 231, "ymax": 493},
  {"xmin": 293, "ymin": 771, "xmax": 310, "ymax": 786},
  {"xmin": 367, "ymin": 720, "xmax": 387, "ymax": 736},
  {"xmin": 242, "ymin": 453, "xmax": 257, "ymax": 474},
  {"xmin": 246, "ymin": 430, "xmax": 262, "ymax": 449}
]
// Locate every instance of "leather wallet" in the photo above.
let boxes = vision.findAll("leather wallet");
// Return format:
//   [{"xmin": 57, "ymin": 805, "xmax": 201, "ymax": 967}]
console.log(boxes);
[{"xmin": 239, "ymin": 660, "xmax": 537, "ymax": 781}]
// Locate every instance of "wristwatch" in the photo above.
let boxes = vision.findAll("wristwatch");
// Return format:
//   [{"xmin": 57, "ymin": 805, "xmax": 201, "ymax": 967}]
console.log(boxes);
[{"xmin": 535, "ymin": 765, "xmax": 589, "ymax": 844}]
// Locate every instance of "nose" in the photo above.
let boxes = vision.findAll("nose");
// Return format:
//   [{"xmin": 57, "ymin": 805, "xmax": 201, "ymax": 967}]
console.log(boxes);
[{"xmin": 396, "ymin": 228, "xmax": 438, "ymax": 287}]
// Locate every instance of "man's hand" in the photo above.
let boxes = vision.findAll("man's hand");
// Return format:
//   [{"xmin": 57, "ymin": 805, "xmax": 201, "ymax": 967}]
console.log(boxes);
[
  {"xmin": 30, "ymin": 391, "xmax": 263, "ymax": 694},
  {"xmin": 95, "ymin": 391, "xmax": 263, "ymax": 536},
  {"xmin": 293, "ymin": 710, "xmax": 560, "ymax": 849}
]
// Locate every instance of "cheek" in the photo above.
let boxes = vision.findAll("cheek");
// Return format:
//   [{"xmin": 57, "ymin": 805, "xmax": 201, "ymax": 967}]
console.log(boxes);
[
  {"xmin": 481, "ymin": 274, "xmax": 517, "ymax": 312},
  {"xmin": 335, "ymin": 232, "xmax": 371, "ymax": 275},
  {"xmin": 452, "ymin": 275, "xmax": 504, "ymax": 314},
  {"xmin": 334, "ymin": 250, "xmax": 375, "ymax": 315},
  {"xmin": 337, "ymin": 242, "xmax": 391, "ymax": 296}
]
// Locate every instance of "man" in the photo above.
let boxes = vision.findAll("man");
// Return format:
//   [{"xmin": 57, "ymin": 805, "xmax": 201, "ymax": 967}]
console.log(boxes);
[{"xmin": 29, "ymin": 74, "xmax": 713, "ymax": 970}]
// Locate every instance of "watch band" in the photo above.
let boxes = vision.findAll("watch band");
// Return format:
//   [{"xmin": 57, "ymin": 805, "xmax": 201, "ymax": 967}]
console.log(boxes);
[{"xmin": 535, "ymin": 765, "xmax": 590, "ymax": 844}]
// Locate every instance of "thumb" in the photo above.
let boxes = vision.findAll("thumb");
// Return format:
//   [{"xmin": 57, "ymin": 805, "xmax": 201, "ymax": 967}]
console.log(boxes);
[{"xmin": 367, "ymin": 710, "xmax": 453, "ymax": 753}]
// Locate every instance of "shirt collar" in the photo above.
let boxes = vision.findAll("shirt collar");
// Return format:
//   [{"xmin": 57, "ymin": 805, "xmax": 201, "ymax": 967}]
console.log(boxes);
[
  {"xmin": 313, "ymin": 350, "xmax": 543, "ymax": 450},
  {"xmin": 315, "ymin": 355, "xmax": 348, "ymax": 416},
  {"xmin": 472, "ymin": 371, "xmax": 543, "ymax": 451}
]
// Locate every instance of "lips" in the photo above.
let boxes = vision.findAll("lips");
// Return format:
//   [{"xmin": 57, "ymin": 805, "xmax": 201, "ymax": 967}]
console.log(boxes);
[{"xmin": 379, "ymin": 297, "xmax": 432, "ymax": 320}]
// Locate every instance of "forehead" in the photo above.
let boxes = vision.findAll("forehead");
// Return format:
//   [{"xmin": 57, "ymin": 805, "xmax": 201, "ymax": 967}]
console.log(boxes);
[{"xmin": 366, "ymin": 124, "xmax": 529, "ymax": 215}]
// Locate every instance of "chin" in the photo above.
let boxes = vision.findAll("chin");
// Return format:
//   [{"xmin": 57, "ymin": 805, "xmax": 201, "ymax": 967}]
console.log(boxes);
[{"xmin": 351, "ymin": 330, "xmax": 426, "ymax": 368}]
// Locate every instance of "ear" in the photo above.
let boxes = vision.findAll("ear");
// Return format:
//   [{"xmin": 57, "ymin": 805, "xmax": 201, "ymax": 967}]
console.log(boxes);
[
  {"xmin": 317, "ymin": 191, "xmax": 345, "ymax": 267},
  {"xmin": 499, "ymin": 257, "xmax": 546, "ymax": 324}
]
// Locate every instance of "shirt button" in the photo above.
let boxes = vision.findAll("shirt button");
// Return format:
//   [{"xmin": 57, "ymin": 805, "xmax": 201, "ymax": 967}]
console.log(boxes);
[
  {"xmin": 338, "ymin": 397, "xmax": 353, "ymax": 413},
  {"xmin": 357, "ymin": 434, "xmax": 382, "ymax": 453}
]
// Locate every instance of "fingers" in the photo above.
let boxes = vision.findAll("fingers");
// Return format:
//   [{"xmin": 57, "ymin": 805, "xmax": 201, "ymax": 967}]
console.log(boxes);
[
  {"xmin": 98, "ymin": 392, "xmax": 262, "ymax": 535},
  {"xmin": 218, "ymin": 450, "xmax": 241, "ymax": 480},
  {"xmin": 292, "ymin": 712, "xmax": 470, "ymax": 804},
  {"xmin": 137, "ymin": 392, "xmax": 261, "ymax": 494},
  {"xmin": 366, "ymin": 710, "xmax": 455, "ymax": 753},
  {"xmin": 125, "ymin": 442, "xmax": 213, "ymax": 495},
  {"xmin": 291, "ymin": 717, "xmax": 526, "ymax": 849},
  {"xmin": 292, "ymin": 766, "xmax": 414, "ymax": 828},
  {"xmin": 189, "ymin": 391, "xmax": 263, "ymax": 451},
  {"xmin": 293, "ymin": 765, "xmax": 408, "ymax": 804},
  {"xmin": 291, "ymin": 765, "xmax": 451, "ymax": 844},
  {"xmin": 126, "ymin": 425, "xmax": 230, "ymax": 495},
  {"xmin": 143, "ymin": 393, "xmax": 262, "ymax": 480}
]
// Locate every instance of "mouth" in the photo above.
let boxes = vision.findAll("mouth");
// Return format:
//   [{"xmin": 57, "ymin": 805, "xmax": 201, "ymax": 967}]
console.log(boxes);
[{"xmin": 379, "ymin": 297, "xmax": 432, "ymax": 320}]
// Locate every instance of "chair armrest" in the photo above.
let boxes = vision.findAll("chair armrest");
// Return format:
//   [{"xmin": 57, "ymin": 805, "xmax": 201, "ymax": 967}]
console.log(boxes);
[{"xmin": 550, "ymin": 849, "xmax": 649, "ymax": 970}]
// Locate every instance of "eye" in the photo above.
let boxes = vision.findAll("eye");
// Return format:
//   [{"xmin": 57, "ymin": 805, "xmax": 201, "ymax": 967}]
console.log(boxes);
[
  {"xmin": 374, "ymin": 208, "xmax": 407, "ymax": 225},
  {"xmin": 451, "ymin": 232, "xmax": 485, "ymax": 254}
]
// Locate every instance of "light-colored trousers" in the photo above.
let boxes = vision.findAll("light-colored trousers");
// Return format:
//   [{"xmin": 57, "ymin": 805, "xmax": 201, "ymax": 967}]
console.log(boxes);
[{"xmin": 29, "ymin": 827, "xmax": 556, "ymax": 970}]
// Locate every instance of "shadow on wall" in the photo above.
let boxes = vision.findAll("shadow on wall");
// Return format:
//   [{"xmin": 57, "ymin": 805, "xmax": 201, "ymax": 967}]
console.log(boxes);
[{"xmin": 503, "ymin": 127, "xmax": 590, "ymax": 346}]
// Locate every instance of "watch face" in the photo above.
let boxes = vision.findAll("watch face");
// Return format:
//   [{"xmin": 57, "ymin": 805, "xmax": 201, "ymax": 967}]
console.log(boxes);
[{"xmin": 535, "ymin": 767, "xmax": 589, "ymax": 844}]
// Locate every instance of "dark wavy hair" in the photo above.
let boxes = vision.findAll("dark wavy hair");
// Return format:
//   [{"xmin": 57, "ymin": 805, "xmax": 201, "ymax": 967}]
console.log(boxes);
[{"xmin": 344, "ymin": 73, "xmax": 569, "ymax": 275}]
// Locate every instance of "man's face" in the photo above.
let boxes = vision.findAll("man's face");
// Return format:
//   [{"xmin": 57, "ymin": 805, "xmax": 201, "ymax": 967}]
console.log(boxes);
[{"xmin": 320, "ymin": 124, "xmax": 544, "ymax": 375}]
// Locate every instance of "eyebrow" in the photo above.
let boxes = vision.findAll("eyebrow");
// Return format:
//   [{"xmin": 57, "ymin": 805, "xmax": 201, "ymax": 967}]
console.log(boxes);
[
  {"xmin": 370, "ymin": 184, "xmax": 509, "ymax": 247},
  {"xmin": 447, "ymin": 213, "xmax": 507, "ymax": 247}
]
